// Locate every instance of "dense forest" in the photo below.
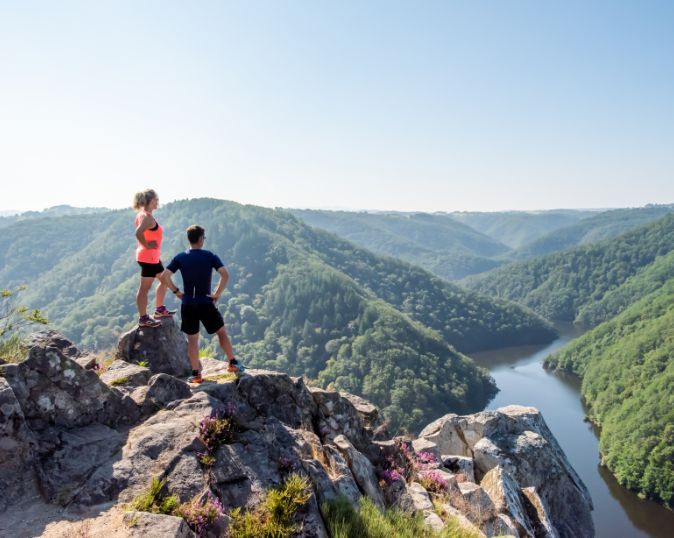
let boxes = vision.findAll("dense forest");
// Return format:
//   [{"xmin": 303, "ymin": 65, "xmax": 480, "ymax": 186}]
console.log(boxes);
[
  {"xmin": 447, "ymin": 209, "xmax": 595, "ymax": 248},
  {"xmin": 545, "ymin": 280, "xmax": 674, "ymax": 507},
  {"xmin": 0, "ymin": 199, "xmax": 561, "ymax": 432},
  {"xmin": 463, "ymin": 213, "xmax": 674, "ymax": 323},
  {"xmin": 291, "ymin": 209, "xmax": 507, "ymax": 280},
  {"xmin": 512, "ymin": 206, "xmax": 673, "ymax": 259}
]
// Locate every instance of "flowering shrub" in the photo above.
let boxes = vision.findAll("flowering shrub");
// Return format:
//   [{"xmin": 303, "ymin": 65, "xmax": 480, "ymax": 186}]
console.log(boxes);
[
  {"xmin": 381, "ymin": 468, "xmax": 404, "ymax": 484},
  {"xmin": 175, "ymin": 492, "xmax": 224, "ymax": 537},
  {"xmin": 416, "ymin": 451, "xmax": 438, "ymax": 468},
  {"xmin": 199, "ymin": 403, "xmax": 240, "ymax": 451},
  {"xmin": 418, "ymin": 470, "xmax": 449, "ymax": 494}
]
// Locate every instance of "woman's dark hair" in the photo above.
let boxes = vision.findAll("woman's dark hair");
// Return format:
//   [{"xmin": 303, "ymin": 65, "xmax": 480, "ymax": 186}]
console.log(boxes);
[{"xmin": 186, "ymin": 224, "xmax": 205, "ymax": 244}]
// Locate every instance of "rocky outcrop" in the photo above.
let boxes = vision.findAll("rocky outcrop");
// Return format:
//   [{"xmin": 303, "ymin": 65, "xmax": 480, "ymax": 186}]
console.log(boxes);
[
  {"xmin": 417, "ymin": 406, "xmax": 594, "ymax": 537},
  {"xmin": 0, "ymin": 328, "xmax": 594, "ymax": 538}
]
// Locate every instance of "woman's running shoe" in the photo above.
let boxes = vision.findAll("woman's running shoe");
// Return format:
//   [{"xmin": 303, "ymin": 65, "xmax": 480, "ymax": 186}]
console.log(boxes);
[
  {"xmin": 154, "ymin": 306, "xmax": 176, "ymax": 318},
  {"xmin": 138, "ymin": 315, "xmax": 161, "ymax": 328}
]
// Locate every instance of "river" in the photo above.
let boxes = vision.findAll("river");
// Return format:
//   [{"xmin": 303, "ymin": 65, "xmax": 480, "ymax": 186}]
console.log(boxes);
[{"xmin": 471, "ymin": 328, "xmax": 674, "ymax": 538}]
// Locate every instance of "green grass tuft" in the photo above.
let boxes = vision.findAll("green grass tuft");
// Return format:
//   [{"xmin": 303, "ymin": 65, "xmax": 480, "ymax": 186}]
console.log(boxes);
[
  {"xmin": 128, "ymin": 477, "xmax": 179, "ymax": 515},
  {"xmin": 229, "ymin": 474, "xmax": 312, "ymax": 538},
  {"xmin": 0, "ymin": 334, "xmax": 27, "ymax": 364},
  {"xmin": 110, "ymin": 376, "xmax": 131, "ymax": 386},
  {"xmin": 322, "ymin": 495, "xmax": 481, "ymax": 538}
]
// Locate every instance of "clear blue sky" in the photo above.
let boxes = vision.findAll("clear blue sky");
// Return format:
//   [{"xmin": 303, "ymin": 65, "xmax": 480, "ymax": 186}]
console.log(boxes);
[{"xmin": 1, "ymin": 1, "xmax": 673, "ymax": 212}]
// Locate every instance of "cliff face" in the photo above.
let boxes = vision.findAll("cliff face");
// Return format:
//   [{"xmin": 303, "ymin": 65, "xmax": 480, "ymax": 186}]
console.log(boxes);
[{"xmin": 0, "ymin": 324, "xmax": 594, "ymax": 538}]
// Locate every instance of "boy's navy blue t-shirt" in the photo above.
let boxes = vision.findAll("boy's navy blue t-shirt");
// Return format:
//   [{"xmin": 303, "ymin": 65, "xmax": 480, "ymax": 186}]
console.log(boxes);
[{"xmin": 166, "ymin": 249, "xmax": 224, "ymax": 304}]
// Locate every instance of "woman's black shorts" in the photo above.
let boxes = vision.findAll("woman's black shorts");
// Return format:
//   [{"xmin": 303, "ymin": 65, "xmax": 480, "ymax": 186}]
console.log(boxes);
[
  {"xmin": 138, "ymin": 261, "xmax": 164, "ymax": 278},
  {"xmin": 180, "ymin": 303, "xmax": 225, "ymax": 335}
]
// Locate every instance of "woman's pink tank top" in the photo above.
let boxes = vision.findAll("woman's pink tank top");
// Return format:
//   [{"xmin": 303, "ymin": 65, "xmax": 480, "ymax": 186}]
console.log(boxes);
[{"xmin": 135, "ymin": 211, "xmax": 163, "ymax": 263}]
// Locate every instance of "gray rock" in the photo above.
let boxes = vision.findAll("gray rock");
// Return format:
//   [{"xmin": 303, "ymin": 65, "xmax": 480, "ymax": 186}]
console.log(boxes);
[
  {"xmin": 323, "ymin": 444, "xmax": 362, "ymax": 505},
  {"xmin": 0, "ymin": 378, "xmax": 36, "ymax": 511},
  {"xmin": 442, "ymin": 504, "xmax": 487, "ymax": 537},
  {"xmin": 407, "ymin": 481, "xmax": 434, "ymax": 512},
  {"xmin": 117, "ymin": 319, "xmax": 189, "ymax": 376},
  {"xmin": 482, "ymin": 513, "xmax": 519, "ymax": 538},
  {"xmin": 38, "ymin": 424, "xmax": 125, "ymax": 505},
  {"xmin": 522, "ymin": 486, "xmax": 559, "ymax": 538},
  {"xmin": 100, "ymin": 360, "xmax": 151, "ymax": 388},
  {"xmin": 123, "ymin": 511, "xmax": 195, "ymax": 537},
  {"xmin": 457, "ymin": 482, "xmax": 496, "ymax": 525},
  {"xmin": 146, "ymin": 373, "xmax": 191, "ymax": 407},
  {"xmin": 333, "ymin": 434, "xmax": 385, "ymax": 509},
  {"xmin": 72, "ymin": 392, "xmax": 217, "ymax": 507},
  {"xmin": 1, "ymin": 344, "xmax": 138, "ymax": 432},
  {"xmin": 412, "ymin": 437, "xmax": 440, "ymax": 459},
  {"xmin": 236, "ymin": 370, "xmax": 316, "ymax": 430},
  {"xmin": 442, "ymin": 455, "xmax": 475, "ymax": 483},
  {"xmin": 310, "ymin": 387, "xmax": 379, "ymax": 460},
  {"xmin": 480, "ymin": 465, "xmax": 534, "ymax": 537}
]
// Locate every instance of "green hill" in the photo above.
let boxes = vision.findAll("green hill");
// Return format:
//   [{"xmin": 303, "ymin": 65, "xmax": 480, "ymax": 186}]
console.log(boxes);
[
  {"xmin": 2, "ymin": 199, "xmax": 557, "ymax": 431},
  {"xmin": 290, "ymin": 209, "xmax": 508, "ymax": 280},
  {"xmin": 513, "ymin": 206, "xmax": 674, "ymax": 259},
  {"xmin": 448, "ymin": 210, "xmax": 595, "ymax": 249},
  {"xmin": 463, "ymin": 213, "xmax": 674, "ymax": 323},
  {"xmin": 545, "ymin": 281, "xmax": 674, "ymax": 507}
]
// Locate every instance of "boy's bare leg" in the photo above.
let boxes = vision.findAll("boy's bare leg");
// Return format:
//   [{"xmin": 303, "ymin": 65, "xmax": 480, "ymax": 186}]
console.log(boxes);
[
  {"xmin": 186, "ymin": 333, "xmax": 201, "ymax": 372},
  {"xmin": 215, "ymin": 326, "xmax": 235, "ymax": 361}
]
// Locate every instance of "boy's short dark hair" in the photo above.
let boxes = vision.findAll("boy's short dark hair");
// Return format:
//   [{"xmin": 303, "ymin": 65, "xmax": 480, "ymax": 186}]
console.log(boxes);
[{"xmin": 186, "ymin": 224, "xmax": 205, "ymax": 244}]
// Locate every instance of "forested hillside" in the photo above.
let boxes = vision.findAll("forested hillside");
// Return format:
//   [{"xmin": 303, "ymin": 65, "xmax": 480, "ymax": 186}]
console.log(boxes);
[
  {"xmin": 545, "ymin": 281, "xmax": 674, "ymax": 507},
  {"xmin": 463, "ymin": 213, "xmax": 674, "ymax": 323},
  {"xmin": 448, "ymin": 209, "xmax": 595, "ymax": 248},
  {"xmin": 291, "ymin": 209, "xmax": 507, "ymax": 280},
  {"xmin": 513, "ymin": 206, "xmax": 673, "ymax": 259},
  {"xmin": 0, "ymin": 205, "xmax": 107, "ymax": 229},
  {"xmin": 1, "ymin": 199, "xmax": 559, "ymax": 431}
]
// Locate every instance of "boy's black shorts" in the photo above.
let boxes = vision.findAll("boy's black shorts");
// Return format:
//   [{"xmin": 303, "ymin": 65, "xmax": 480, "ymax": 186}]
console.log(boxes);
[
  {"xmin": 180, "ymin": 303, "xmax": 225, "ymax": 335},
  {"xmin": 137, "ymin": 261, "xmax": 164, "ymax": 278}
]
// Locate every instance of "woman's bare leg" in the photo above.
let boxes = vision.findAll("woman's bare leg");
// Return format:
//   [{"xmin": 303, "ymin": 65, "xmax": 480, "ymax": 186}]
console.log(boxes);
[
  {"xmin": 136, "ymin": 276, "xmax": 155, "ymax": 317},
  {"xmin": 155, "ymin": 272, "xmax": 168, "ymax": 309}
]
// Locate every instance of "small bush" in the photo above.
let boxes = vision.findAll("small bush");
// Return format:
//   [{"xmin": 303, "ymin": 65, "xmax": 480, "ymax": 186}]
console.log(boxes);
[
  {"xmin": 199, "ymin": 404, "xmax": 240, "ymax": 451},
  {"xmin": 175, "ymin": 492, "xmax": 224, "ymax": 537},
  {"xmin": 128, "ymin": 477, "xmax": 179, "ymax": 515},
  {"xmin": 418, "ymin": 471, "xmax": 449, "ymax": 494},
  {"xmin": 229, "ymin": 474, "xmax": 312, "ymax": 538}
]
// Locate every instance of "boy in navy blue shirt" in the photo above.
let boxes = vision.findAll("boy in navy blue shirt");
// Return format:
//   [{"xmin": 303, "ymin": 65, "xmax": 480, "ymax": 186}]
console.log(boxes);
[{"xmin": 162, "ymin": 224, "xmax": 242, "ymax": 382}]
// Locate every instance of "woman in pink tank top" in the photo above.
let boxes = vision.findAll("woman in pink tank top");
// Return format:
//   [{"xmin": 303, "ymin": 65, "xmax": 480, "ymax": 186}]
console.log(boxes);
[{"xmin": 133, "ymin": 189, "xmax": 175, "ymax": 328}]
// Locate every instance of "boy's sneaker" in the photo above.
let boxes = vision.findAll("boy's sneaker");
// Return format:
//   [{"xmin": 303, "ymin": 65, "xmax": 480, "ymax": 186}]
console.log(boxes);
[
  {"xmin": 188, "ymin": 373, "xmax": 204, "ymax": 384},
  {"xmin": 138, "ymin": 315, "xmax": 161, "ymax": 328},
  {"xmin": 154, "ymin": 306, "xmax": 176, "ymax": 318},
  {"xmin": 227, "ymin": 358, "xmax": 245, "ymax": 374}
]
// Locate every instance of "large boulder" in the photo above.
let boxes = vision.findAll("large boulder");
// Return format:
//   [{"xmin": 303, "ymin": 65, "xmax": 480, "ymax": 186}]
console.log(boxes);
[
  {"xmin": 0, "ymin": 342, "xmax": 138, "ymax": 432},
  {"xmin": 117, "ymin": 319, "xmax": 189, "ymax": 376},
  {"xmin": 417, "ymin": 405, "xmax": 594, "ymax": 538},
  {"xmin": 26, "ymin": 330, "xmax": 96, "ymax": 370}
]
